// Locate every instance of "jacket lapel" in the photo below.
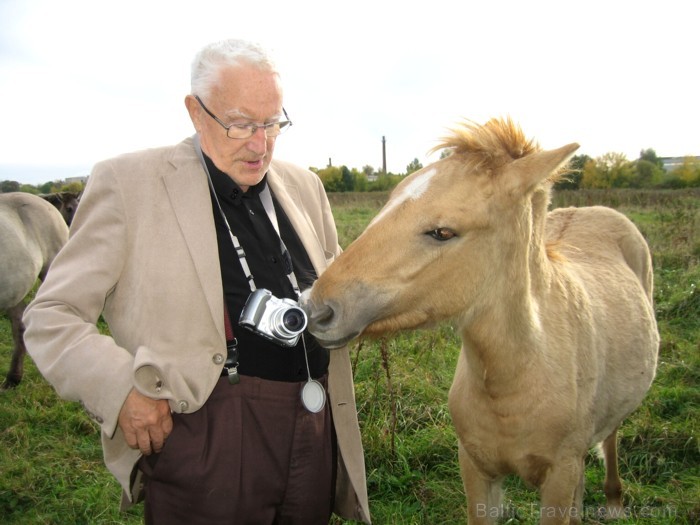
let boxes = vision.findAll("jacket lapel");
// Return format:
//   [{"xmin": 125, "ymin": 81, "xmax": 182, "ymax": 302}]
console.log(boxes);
[
  {"xmin": 162, "ymin": 137, "xmax": 225, "ymax": 343},
  {"xmin": 267, "ymin": 166, "xmax": 329, "ymax": 274}
]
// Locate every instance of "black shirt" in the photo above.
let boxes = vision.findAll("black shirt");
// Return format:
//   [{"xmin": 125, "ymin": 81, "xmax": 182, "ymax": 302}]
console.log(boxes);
[{"xmin": 205, "ymin": 155, "xmax": 329, "ymax": 381}]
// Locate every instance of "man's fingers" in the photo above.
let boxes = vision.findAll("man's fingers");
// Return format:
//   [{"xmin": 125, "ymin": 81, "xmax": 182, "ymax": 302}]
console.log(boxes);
[
  {"xmin": 123, "ymin": 428, "xmax": 139, "ymax": 450},
  {"xmin": 137, "ymin": 429, "xmax": 154, "ymax": 455},
  {"xmin": 162, "ymin": 413, "xmax": 174, "ymax": 436},
  {"xmin": 149, "ymin": 427, "xmax": 167, "ymax": 454},
  {"xmin": 123, "ymin": 427, "xmax": 167, "ymax": 455},
  {"xmin": 118, "ymin": 389, "xmax": 173, "ymax": 455}
]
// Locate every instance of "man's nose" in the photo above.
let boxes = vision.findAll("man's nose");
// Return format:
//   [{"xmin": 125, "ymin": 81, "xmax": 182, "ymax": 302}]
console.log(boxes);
[{"xmin": 247, "ymin": 127, "xmax": 269, "ymax": 152}]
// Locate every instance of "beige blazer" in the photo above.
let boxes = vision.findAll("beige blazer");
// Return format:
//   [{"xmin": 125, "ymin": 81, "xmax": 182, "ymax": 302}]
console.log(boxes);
[{"xmin": 23, "ymin": 136, "xmax": 371, "ymax": 523}]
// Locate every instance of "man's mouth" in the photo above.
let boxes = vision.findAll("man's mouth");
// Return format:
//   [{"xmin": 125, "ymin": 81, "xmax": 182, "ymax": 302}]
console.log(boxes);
[{"xmin": 243, "ymin": 158, "xmax": 264, "ymax": 169}]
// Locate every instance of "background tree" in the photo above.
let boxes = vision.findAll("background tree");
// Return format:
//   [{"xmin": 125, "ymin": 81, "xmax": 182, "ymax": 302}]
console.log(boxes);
[
  {"xmin": 633, "ymin": 159, "xmax": 664, "ymax": 188},
  {"xmin": 353, "ymin": 169, "xmax": 369, "ymax": 192},
  {"xmin": 638, "ymin": 148, "xmax": 664, "ymax": 169},
  {"xmin": 39, "ymin": 181, "xmax": 54, "ymax": 194},
  {"xmin": 362, "ymin": 165, "xmax": 376, "ymax": 178},
  {"xmin": 368, "ymin": 173, "xmax": 402, "ymax": 192},
  {"xmin": 554, "ymin": 154, "xmax": 590, "ymax": 190},
  {"xmin": 1, "ymin": 180, "xmax": 20, "ymax": 193},
  {"xmin": 406, "ymin": 158, "xmax": 423, "ymax": 175},
  {"xmin": 60, "ymin": 181, "xmax": 85, "ymax": 193},
  {"xmin": 341, "ymin": 166, "xmax": 354, "ymax": 192},
  {"xmin": 20, "ymin": 184, "xmax": 40, "ymax": 194},
  {"xmin": 315, "ymin": 165, "xmax": 343, "ymax": 192},
  {"xmin": 670, "ymin": 156, "xmax": 700, "ymax": 187},
  {"xmin": 581, "ymin": 152, "xmax": 635, "ymax": 189}
]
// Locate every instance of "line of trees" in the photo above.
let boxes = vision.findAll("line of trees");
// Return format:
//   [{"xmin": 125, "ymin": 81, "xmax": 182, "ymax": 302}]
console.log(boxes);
[
  {"xmin": 3, "ymin": 150, "xmax": 698, "ymax": 195},
  {"xmin": 557, "ymin": 149, "xmax": 700, "ymax": 191},
  {"xmin": 309, "ymin": 158, "xmax": 425, "ymax": 193},
  {"xmin": 0, "ymin": 179, "xmax": 84, "ymax": 195},
  {"xmin": 311, "ymin": 149, "xmax": 700, "ymax": 193}
]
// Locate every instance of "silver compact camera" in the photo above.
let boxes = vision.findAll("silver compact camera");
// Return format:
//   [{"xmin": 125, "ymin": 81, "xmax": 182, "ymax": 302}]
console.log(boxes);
[{"xmin": 239, "ymin": 288, "xmax": 308, "ymax": 347}]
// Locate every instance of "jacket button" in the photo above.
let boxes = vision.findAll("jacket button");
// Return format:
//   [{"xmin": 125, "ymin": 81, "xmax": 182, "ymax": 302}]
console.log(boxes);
[
  {"xmin": 178, "ymin": 400, "xmax": 189, "ymax": 412},
  {"xmin": 212, "ymin": 353, "xmax": 224, "ymax": 365}
]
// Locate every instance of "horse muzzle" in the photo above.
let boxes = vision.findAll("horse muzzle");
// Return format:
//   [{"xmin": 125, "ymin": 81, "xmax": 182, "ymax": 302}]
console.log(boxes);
[{"xmin": 300, "ymin": 290, "xmax": 364, "ymax": 349}]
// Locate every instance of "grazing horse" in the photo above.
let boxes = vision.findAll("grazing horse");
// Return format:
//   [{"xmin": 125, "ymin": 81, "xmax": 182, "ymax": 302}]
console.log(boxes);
[
  {"xmin": 41, "ymin": 191, "xmax": 81, "ymax": 226},
  {"xmin": 301, "ymin": 118, "xmax": 659, "ymax": 524},
  {"xmin": 1, "ymin": 193, "xmax": 68, "ymax": 388}
]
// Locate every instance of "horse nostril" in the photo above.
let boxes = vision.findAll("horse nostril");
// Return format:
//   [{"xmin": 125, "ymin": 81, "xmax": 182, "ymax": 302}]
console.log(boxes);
[{"xmin": 310, "ymin": 303, "xmax": 335, "ymax": 327}]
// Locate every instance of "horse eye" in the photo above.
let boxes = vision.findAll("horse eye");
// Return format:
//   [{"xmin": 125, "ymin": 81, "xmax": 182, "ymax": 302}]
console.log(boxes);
[{"xmin": 428, "ymin": 228, "xmax": 456, "ymax": 241}]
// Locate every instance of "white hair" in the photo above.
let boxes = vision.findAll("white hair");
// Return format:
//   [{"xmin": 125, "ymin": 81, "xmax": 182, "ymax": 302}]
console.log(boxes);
[{"xmin": 190, "ymin": 39, "xmax": 279, "ymax": 98}]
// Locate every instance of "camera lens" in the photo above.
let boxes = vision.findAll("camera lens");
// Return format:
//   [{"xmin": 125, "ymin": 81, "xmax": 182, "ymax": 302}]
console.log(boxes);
[{"xmin": 282, "ymin": 308, "xmax": 307, "ymax": 333}]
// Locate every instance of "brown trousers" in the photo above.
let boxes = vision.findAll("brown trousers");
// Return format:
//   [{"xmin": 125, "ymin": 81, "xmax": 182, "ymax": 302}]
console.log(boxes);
[{"xmin": 138, "ymin": 375, "xmax": 335, "ymax": 525}]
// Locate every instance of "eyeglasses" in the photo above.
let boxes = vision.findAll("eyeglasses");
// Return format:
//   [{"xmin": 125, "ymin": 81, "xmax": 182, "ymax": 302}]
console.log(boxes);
[{"xmin": 194, "ymin": 95, "xmax": 292, "ymax": 139}]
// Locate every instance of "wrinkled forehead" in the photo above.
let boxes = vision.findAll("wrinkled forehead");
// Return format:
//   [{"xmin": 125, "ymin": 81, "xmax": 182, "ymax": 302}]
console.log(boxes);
[{"xmin": 369, "ymin": 167, "xmax": 438, "ymax": 226}]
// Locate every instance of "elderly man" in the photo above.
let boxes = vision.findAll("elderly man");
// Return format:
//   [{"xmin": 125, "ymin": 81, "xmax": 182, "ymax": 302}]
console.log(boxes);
[{"xmin": 24, "ymin": 39, "xmax": 370, "ymax": 525}]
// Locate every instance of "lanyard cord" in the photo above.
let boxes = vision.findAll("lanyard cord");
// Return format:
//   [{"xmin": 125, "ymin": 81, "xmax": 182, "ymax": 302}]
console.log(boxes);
[
  {"xmin": 193, "ymin": 134, "xmax": 301, "ymax": 297},
  {"xmin": 194, "ymin": 135, "xmax": 321, "ymax": 399},
  {"xmin": 259, "ymin": 184, "xmax": 302, "ymax": 296}
]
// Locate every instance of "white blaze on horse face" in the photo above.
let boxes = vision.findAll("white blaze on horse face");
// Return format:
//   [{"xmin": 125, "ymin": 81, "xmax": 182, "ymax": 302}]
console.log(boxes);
[{"xmin": 368, "ymin": 168, "xmax": 437, "ymax": 228}]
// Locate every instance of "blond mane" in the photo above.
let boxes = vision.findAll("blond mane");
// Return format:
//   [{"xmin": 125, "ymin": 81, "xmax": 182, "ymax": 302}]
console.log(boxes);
[
  {"xmin": 433, "ymin": 117, "xmax": 576, "ymax": 187},
  {"xmin": 432, "ymin": 117, "xmax": 540, "ymax": 171}
]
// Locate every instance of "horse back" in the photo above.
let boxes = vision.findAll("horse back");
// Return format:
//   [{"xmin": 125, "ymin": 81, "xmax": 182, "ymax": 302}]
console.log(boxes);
[
  {"xmin": 546, "ymin": 205, "xmax": 653, "ymax": 301},
  {"xmin": 0, "ymin": 194, "xmax": 68, "ymax": 306}
]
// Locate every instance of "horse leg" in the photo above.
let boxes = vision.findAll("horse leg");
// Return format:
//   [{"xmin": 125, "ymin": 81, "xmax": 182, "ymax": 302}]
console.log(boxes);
[
  {"xmin": 570, "ymin": 458, "xmax": 585, "ymax": 525},
  {"xmin": 2, "ymin": 301, "xmax": 27, "ymax": 389},
  {"xmin": 602, "ymin": 428, "xmax": 625, "ymax": 519},
  {"xmin": 458, "ymin": 442, "xmax": 503, "ymax": 524},
  {"xmin": 538, "ymin": 456, "xmax": 583, "ymax": 525}
]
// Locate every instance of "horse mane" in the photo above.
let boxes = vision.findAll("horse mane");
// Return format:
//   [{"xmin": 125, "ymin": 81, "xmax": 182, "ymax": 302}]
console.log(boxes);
[
  {"xmin": 432, "ymin": 117, "xmax": 540, "ymax": 172},
  {"xmin": 433, "ymin": 117, "xmax": 572, "ymax": 261}
]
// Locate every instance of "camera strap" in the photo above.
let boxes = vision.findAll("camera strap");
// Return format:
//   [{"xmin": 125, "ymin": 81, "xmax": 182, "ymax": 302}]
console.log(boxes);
[
  {"xmin": 259, "ymin": 184, "xmax": 302, "ymax": 297},
  {"xmin": 193, "ymin": 134, "xmax": 301, "ymax": 297},
  {"xmin": 223, "ymin": 303, "xmax": 240, "ymax": 385}
]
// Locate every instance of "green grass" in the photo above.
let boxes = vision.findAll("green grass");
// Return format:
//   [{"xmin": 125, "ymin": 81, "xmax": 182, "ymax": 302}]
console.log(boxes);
[{"xmin": 2, "ymin": 189, "xmax": 698, "ymax": 524}]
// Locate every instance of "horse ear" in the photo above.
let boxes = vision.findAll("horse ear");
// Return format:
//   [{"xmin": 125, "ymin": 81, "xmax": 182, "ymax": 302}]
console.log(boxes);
[
  {"xmin": 505, "ymin": 142, "xmax": 580, "ymax": 195},
  {"xmin": 42, "ymin": 193, "xmax": 60, "ymax": 206}
]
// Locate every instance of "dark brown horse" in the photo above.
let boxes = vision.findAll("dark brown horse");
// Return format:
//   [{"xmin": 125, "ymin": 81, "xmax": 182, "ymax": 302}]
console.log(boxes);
[{"xmin": 41, "ymin": 191, "xmax": 82, "ymax": 226}]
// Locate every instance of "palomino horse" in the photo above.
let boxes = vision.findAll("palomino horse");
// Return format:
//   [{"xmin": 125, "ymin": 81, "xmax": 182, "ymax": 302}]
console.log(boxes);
[
  {"xmin": 301, "ymin": 118, "xmax": 659, "ymax": 524},
  {"xmin": 1, "ymin": 193, "xmax": 69, "ymax": 388}
]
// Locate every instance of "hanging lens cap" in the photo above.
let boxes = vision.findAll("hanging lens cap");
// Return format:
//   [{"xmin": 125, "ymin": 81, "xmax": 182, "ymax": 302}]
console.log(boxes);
[{"xmin": 301, "ymin": 380, "xmax": 326, "ymax": 413}]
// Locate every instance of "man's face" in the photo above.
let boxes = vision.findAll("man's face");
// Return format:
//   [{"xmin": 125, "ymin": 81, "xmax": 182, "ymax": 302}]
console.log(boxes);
[{"xmin": 186, "ymin": 64, "xmax": 284, "ymax": 191}]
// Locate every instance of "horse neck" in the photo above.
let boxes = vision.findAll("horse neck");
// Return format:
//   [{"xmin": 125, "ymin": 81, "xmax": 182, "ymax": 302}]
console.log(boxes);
[
  {"xmin": 462, "ymin": 283, "xmax": 544, "ymax": 371},
  {"xmin": 458, "ymin": 191, "xmax": 554, "ymax": 387},
  {"xmin": 528, "ymin": 185, "xmax": 554, "ymax": 289}
]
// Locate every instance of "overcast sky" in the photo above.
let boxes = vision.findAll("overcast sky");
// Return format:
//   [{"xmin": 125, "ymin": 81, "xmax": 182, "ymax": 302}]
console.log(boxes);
[{"xmin": 0, "ymin": 0, "xmax": 697, "ymax": 185}]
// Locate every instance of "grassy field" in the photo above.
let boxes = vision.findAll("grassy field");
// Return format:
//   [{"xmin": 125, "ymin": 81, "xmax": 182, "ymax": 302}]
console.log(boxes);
[{"xmin": 1, "ymin": 188, "xmax": 698, "ymax": 524}]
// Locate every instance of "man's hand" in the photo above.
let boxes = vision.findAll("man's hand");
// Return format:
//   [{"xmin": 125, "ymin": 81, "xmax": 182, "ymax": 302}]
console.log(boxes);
[{"xmin": 118, "ymin": 388, "xmax": 173, "ymax": 455}]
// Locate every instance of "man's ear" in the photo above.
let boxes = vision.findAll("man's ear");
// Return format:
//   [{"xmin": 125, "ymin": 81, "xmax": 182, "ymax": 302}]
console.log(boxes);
[{"xmin": 184, "ymin": 95, "xmax": 202, "ymax": 132}]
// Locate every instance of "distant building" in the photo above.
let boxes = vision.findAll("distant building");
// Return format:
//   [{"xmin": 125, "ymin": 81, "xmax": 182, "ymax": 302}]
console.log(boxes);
[
  {"xmin": 65, "ymin": 175, "xmax": 89, "ymax": 184},
  {"xmin": 660, "ymin": 156, "xmax": 700, "ymax": 172}
]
